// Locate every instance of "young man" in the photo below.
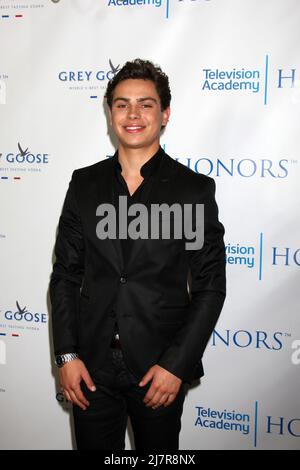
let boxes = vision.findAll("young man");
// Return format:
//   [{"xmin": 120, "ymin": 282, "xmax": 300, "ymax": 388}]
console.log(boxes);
[{"xmin": 50, "ymin": 59, "xmax": 226, "ymax": 450}]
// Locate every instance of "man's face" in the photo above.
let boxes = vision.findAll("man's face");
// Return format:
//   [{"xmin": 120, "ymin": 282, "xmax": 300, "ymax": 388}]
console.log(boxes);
[{"xmin": 108, "ymin": 78, "xmax": 170, "ymax": 151}]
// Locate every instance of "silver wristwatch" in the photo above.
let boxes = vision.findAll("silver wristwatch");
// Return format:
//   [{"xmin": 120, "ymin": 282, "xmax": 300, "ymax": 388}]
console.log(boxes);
[{"xmin": 55, "ymin": 352, "xmax": 79, "ymax": 368}]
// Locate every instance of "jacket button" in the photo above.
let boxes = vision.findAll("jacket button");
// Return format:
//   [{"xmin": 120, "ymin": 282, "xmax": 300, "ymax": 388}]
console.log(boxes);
[{"xmin": 120, "ymin": 275, "xmax": 127, "ymax": 284}]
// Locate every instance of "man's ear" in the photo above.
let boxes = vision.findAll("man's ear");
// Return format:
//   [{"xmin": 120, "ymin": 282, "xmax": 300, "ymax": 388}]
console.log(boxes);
[{"xmin": 162, "ymin": 107, "xmax": 171, "ymax": 127}]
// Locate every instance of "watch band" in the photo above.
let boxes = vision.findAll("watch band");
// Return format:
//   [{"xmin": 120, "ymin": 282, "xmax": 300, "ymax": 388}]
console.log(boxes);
[{"xmin": 55, "ymin": 352, "xmax": 79, "ymax": 368}]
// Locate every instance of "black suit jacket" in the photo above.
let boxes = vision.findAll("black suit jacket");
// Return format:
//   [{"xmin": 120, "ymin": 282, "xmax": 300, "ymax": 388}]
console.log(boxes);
[{"xmin": 49, "ymin": 149, "xmax": 226, "ymax": 383}]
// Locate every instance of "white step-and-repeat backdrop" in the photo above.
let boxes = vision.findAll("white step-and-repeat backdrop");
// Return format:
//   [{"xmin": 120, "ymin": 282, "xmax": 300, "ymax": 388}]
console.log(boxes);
[{"xmin": 0, "ymin": 0, "xmax": 299, "ymax": 450}]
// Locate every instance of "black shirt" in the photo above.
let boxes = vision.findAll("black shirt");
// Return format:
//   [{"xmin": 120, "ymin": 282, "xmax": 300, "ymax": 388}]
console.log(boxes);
[
  {"xmin": 112, "ymin": 146, "xmax": 164, "ymax": 335},
  {"xmin": 113, "ymin": 146, "xmax": 164, "ymax": 264}
]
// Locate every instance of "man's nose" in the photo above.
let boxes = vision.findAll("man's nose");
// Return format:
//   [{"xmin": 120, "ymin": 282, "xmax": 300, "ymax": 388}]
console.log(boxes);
[{"xmin": 128, "ymin": 105, "xmax": 140, "ymax": 119}]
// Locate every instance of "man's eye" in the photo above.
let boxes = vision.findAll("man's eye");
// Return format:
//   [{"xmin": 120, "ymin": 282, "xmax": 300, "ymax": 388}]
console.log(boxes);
[
  {"xmin": 142, "ymin": 104, "xmax": 152, "ymax": 108},
  {"xmin": 117, "ymin": 104, "xmax": 127, "ymax": 108}
]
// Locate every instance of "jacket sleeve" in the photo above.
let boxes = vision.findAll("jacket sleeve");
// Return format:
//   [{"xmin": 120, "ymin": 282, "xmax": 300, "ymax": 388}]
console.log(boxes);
[
  {"xmin": 49, "ymin": 171, "xmax": 85, "ymax": 355},
  {"xmin": 157, "ymin": 177, "xmax": 226, "ymax": 382}
]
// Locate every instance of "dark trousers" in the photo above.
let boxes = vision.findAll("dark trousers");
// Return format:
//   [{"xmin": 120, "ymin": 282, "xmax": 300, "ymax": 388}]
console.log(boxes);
[{"xmin": 73, "ymin": 347, "xmax": 186, "ymax": 450}]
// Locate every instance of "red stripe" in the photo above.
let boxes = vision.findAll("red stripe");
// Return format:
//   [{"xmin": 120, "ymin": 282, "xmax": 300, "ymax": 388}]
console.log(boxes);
[{"xmin": 15, "ymin": 15, "xmax": 23, "ymax": 18}]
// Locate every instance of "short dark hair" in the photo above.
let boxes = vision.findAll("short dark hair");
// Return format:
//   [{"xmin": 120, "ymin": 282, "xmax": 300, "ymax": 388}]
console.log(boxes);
[{"xmin": 105, "ymin": 58, "xmax": 171, "ymax": 111}]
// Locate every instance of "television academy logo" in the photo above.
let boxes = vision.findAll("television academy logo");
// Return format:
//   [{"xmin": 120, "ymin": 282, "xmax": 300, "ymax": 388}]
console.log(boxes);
[
  {"xmin": 226, "ymin": 242, "xmax": 255, "ymax": 269},
  {"xmin": 201, "ymin": 55, "xmax": 300, "ymax": 105},
  {"xmin": 195, "ymin": 405, "xmax": 251, "ymax": 436},
  {"xmin": 195, "ymin": 402, "xmax": 300, "ymax": 446},
  {"xmin": 224, "ymin": 234, "xmax": 300, "ymax": 281},
  {"xmin": 202, "ymin": 67, "xmax": 260, "ymax": 94},
  {"xmin": 51, "ymin": 0, "xmax": 215, "ymax": 20},
  {"xmin": 107, "ymin": 0, "xmax": 214, "ymax": 19},
  {"xmin": 107, "ymin": 0, "xmax": 163, "ymax": 10}
]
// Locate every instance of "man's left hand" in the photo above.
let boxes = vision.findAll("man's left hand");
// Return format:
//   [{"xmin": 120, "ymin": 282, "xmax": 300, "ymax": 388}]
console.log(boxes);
[{"xmin": 139, "ymin": 365, "xmax": 182, "ymax": 409}]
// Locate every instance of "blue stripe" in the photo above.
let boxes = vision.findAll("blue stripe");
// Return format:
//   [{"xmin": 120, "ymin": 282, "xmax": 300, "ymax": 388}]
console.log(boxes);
[
  {"xmin": 166, "ymin": 0, "xmax": 170, "ymax": 18},
  {"xmin": 254, "ymin": 401, "xmax": 258, "ymax": 447},
  {"xmin": 258, "ymin": 232, "xmax": 263, "ymax": 281},
  {"xmin": 264, "ymin": 55, "xmax": 269, "ymax": 105},
  {"xmin": 0, "ymin": 333, "xmax": 6, "ymax": 336}
]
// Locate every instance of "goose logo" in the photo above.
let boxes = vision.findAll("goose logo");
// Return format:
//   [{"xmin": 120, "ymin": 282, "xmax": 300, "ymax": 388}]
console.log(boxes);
[
  {"xmin": 4, "ymin": 301, "xmax": 47, "ymax": 324},
  {"xmin": 2, "ymin": 142, "xmax": 49, "ymax": 164},
  {"xmin": 109, "ymin": 59, "xmax": 120, "ymax": 77},
  {"xmin": 17, "ymin": 142, "xmax": 29, "ymax": 157},
  {"xmin": 58, "ymin": 59, "xmax": 121, "ymax": 83},
  {"xmin": 15, "ymin": 301, "xmax": 29, "ymax": 318}
]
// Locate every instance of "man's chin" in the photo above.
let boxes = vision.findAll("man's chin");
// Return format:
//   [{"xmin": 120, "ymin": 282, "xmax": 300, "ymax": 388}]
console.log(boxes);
[{"xmin": 119, "ymin": 140, "xmax": 157, "ymax": 151}]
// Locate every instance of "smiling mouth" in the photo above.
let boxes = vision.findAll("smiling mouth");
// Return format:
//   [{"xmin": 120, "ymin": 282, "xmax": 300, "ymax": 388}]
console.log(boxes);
[{"xmin": 124, "ymin": 126, "xmax": 145, "ymax": 134}]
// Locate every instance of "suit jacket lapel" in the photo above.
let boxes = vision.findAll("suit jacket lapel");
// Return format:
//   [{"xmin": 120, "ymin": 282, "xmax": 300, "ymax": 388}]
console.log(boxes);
[{"xmin": 94, "ymin": 154, "xmax": 124, "ymax": 271}]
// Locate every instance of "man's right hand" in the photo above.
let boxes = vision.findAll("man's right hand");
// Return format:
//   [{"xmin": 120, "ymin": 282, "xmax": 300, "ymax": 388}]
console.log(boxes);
[{"xmin": 59, "ymin": 359, "xmax": 96, "ymax": 411}]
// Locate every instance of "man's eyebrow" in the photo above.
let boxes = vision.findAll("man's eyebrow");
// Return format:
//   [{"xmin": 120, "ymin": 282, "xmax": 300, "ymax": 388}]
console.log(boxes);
[
  {"xmin": 137, "ymin": 97, "xmax": 158, "ymax": 103},
  {"xmin": 113, "ymin": 97, "xmax": 130, "ymax": 103},
  {"xmin": 113, "ymin": 96, "xmax": 158, "ymax": 103}
]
